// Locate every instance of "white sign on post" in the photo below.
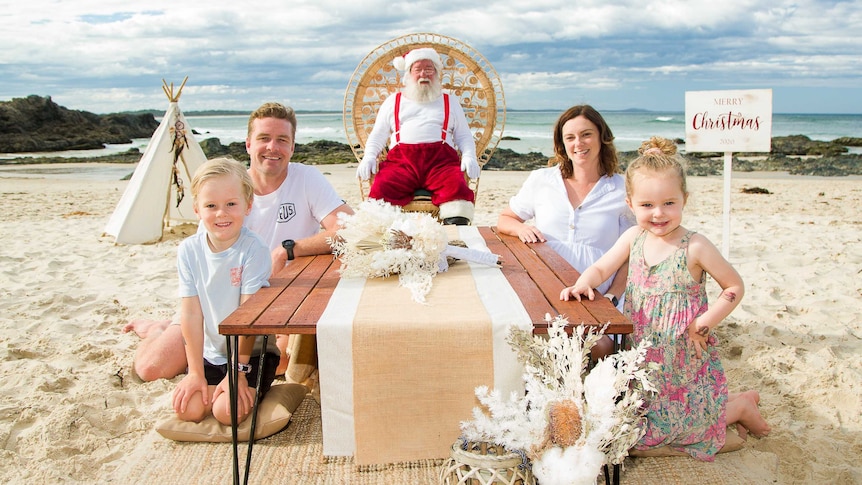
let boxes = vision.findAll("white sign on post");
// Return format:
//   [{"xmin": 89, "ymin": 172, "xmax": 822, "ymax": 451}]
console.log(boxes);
[{"xmin": 685, "ymin": 89, "xmax": 773, "ymax": 258}]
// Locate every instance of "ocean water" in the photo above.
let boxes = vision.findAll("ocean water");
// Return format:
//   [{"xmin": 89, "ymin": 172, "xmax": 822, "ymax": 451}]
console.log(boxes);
[
  {"xmin": 3, "ymin": 110, "xmax": 860, "ymax": 162},
  {"xmin": 185, "ymin": 111, "xmax": 861, "ymax": 156}
]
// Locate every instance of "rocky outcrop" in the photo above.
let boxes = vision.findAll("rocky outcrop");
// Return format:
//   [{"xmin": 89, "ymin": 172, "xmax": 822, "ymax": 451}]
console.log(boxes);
[
  {"xmin": 293, "ymin": 140, "xmax": 359, "ymax": 165},
  {"xmin": 0, "ymin": 95, "xmax": 159, "ymax": 153},
  {"xmin": 197, "ymin": 138, "xmax": 547, "ymax": 168},
  {"xmin": 2, "ymin": 101, "xmax": 860, "ymax": 177},
  {"xmin": 832, "ymin": 137, "xmax": 862, "ymax": 147},
  {"xmin": 482, "ymin": 148, "xmax": 549, "ymax": 171},
  {"xmin": 766, "ymin": 135, "xmax": 848, "ymax": 156},
  {"xmin": 617, "ymin": 135, "xmax": 862, "ymax": 176},
  {"xmin": 198, "ymin": 138, "xmax": 358, "ymax": 165},
  {"xmin": 199, "ymin": 137, "xmax": 250, "ymax": 161}
]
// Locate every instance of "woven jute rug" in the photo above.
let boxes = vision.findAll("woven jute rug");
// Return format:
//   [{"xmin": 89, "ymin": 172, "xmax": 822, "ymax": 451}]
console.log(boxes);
[
  {"xmin": 119, "ymin": 395, "xmax": 778, "ymax": 484},
  {"xmin": 120, "ymin": 396, "xmax": 442, "ymax": 484}
]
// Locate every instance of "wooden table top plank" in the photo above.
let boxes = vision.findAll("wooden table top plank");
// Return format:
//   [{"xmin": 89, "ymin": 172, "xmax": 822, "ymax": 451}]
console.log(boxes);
[
  {"xmin": 220, "ymin": 256, "xmax": 331, "ymax": 335},
  {"xmin": 526, "ymin": 240, "xmax": 630, "ymax": 331},
  {"xmin": 218, "ymin": 285, "xmax": 286, "ymax": 333},
  {"xmin": 528, "ymin": 240, "xmax": 583, "ymax": 286},
  {"xmin": 263, "ymin": 255, "xmax": 334, "ymax": 327},
  {"xmin": 489, "ymin": 229, "xmax": 632, "ymax": 334},
  {"xmin": 491, "ymin": 230, "xmax": 598, "ymax": 325},
  {"xmin": 478, "ymin": 227, "xmax": 556, "ymax": 324},
  {"xmin": 218, "ymin": 258, "xmax": 316, "ymax": 333},
  {"xmin": 287, "ymin": 255, "xmax": 341, "ymax": 333}
]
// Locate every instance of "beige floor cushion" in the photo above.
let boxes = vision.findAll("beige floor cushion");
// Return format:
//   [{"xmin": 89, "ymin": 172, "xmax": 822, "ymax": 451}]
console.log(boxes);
[{"xmin": 156, "ymin": 383, "xmax": 307, "ymax": 442}]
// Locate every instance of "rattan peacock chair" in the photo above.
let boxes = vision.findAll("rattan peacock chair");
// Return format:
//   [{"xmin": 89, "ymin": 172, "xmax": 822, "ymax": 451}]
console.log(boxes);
[{"xmin": 344, "ymin": 32, "xmax": 506, "ymax": 219}]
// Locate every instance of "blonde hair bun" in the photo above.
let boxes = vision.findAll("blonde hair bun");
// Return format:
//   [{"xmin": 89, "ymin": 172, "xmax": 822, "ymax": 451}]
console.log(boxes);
[{"xmin": 637, "ymin": 136, "xmax": 678, "ymax": 156}]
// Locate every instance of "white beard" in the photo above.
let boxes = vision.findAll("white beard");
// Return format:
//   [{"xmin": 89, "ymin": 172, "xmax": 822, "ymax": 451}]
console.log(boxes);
[{"xmin": 403, "ymin": 77, "xmax": 442, "ymax": 103}]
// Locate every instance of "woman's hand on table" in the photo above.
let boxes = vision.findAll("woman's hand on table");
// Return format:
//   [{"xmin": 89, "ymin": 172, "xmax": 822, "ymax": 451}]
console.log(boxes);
[{"xmin": 517, "ymin": 226, "xmax": 546, "ymax": 243}]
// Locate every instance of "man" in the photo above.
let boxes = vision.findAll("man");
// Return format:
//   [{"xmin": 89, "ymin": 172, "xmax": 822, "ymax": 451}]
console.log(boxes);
[
  {"xmin": 356, "ymin": 47, "xmax": 479, "ymax": 225},
  {"xmin": 123, "ymin": 102, "xmax": 353, "ymax": 385}
]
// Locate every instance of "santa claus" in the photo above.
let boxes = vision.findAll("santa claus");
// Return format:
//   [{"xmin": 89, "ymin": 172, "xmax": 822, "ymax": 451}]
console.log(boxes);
[{"xmin": 356, "ymin": 47, "xmax": 479, "ymax": 225}]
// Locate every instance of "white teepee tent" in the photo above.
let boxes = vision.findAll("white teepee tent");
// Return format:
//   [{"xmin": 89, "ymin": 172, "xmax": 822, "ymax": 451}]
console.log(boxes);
[{"xmin": 104, "ymin": 78, "xmax": 207, "ymax": 244}]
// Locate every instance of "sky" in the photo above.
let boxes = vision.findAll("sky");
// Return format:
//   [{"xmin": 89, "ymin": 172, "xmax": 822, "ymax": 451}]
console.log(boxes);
[{"xmin": 1, "ymin": 1, "xmax": 861, "ymax": 115}]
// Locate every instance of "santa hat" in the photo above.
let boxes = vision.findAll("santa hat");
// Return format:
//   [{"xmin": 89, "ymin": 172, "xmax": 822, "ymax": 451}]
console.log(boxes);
[{"xmin": 393, "ymin": 47, "xmax": 443, "ymax": 73}]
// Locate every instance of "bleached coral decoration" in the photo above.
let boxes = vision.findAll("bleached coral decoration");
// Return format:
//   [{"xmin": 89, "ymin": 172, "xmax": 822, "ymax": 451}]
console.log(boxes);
[
  {"xmin": 329, "ymin": 199, "xmax": 499, "ymax": 303},
  {"xmin": 459, "ymin": 315, "xmax": 655, "ymax": 485}
]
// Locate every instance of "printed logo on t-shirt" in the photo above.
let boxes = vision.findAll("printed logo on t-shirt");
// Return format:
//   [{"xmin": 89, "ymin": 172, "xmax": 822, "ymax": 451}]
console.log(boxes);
[
  {"xmin": 231, "ymin": 267, "xmax": 242, "ymax": 287},
  {"xmin": 278, "ymin": 203, "xmax": 296, "ymax": 223}
]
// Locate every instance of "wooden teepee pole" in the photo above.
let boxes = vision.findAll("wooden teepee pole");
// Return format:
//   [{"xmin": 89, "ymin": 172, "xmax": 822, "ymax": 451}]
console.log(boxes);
[
  {"xmin": 159, "ymin": 76, "xmax": 190, "ymax": 235},
  {"xmin": 161, "ymin": 76, "xmax": 189, "ymax": 102}
]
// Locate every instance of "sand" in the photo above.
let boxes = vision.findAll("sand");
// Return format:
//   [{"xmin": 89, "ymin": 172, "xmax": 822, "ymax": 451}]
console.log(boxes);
[{"xmin": 0, "ymin": 162, "xmax": 860, "ymax": 484}]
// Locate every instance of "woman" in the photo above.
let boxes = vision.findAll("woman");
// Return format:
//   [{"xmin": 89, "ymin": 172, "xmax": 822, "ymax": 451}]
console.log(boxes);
[{"xmin": 497, "ymin": 105, "xmax": 633, "ymax": 356}]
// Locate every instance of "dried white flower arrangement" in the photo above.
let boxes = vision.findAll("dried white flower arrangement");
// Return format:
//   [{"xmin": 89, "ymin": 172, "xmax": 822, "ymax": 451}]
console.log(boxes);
[
  {"xmin": 328, "ymin": 199, "xmax": 499, "ymax": 303},
  {"xmin": 459, "ymin": 315, "xmax": 655, "ymax": 485}
]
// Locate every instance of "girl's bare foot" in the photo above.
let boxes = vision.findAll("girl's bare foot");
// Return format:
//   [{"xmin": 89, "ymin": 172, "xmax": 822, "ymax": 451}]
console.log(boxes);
[
  {"xmin": 731, "ymin": 390, "xmax": 770, "ymax": 439},
  {"xmin": 122, "ymin": 319, "xmax": 171, "ymax": 339}
]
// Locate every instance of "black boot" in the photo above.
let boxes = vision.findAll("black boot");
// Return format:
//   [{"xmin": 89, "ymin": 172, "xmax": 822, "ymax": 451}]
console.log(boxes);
[{"xmin": 442, "ymin": 216, "xmax": 470, "ymax": 226}]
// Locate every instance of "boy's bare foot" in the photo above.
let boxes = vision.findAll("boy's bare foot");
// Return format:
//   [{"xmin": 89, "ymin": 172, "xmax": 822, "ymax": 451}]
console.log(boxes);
[{"xmin": 122, "ymin": 319, "xmax": 171, "ymax": 339}]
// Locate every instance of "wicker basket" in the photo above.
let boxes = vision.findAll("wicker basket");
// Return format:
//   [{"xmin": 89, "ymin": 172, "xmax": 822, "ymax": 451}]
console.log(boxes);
[{"xmin": 439, "ymin": 439, "xmax": 535, "ymax": 485}]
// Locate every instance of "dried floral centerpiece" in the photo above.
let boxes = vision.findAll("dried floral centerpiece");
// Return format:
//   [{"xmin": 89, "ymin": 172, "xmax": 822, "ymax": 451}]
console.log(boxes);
[
  {"xmin": 459, "ymin": 315, "xmax": 655, "ymax": 485},
  {"xmin": 329, "ymin": 199, "xmax": 500, "ymax": 303}
]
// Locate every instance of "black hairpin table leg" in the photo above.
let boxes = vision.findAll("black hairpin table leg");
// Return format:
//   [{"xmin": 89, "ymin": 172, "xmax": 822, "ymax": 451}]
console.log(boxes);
[
  {"xmin": 226, "ymin": 335, "xmax": 268, "ymax": 485},
  {"xmin": 226, "ymin": 335, "xmax": 240, "ymax": 485},
  {"xmin": 242, "ymin": 336, "xmax": 268, "ymax": 485}
]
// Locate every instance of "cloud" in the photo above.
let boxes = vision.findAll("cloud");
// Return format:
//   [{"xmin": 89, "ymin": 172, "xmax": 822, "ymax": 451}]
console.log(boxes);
[{"xmin": 1, "ymin": 0, "xmax": 859, "ymax": 113}]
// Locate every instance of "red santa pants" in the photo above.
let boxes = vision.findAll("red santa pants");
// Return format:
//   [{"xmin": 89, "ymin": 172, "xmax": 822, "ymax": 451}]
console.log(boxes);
[{"xmin": 368, "ymin": 142, "xmax": 474, "ymax": 206}]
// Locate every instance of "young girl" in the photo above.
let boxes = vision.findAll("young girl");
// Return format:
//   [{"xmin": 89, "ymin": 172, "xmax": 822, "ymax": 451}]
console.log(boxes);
[
  {"xmin": 171, "ymin": 157, "xmax": 279, "ymax": 425},
  {"xmin": 560, "ymin": 137, "xmax": 770, "ymax": 460}
]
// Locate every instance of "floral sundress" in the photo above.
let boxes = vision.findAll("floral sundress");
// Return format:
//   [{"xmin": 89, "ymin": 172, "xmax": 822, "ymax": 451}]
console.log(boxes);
[{"xmin": 625, "ymin": 229, "xmax": 728, "ymax": 461}]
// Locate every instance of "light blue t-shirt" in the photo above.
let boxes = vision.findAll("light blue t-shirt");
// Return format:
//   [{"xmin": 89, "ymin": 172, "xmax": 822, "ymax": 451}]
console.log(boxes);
[{"xmin": 177, "ymin": 226, "xmax": 274, "ymax": 365}]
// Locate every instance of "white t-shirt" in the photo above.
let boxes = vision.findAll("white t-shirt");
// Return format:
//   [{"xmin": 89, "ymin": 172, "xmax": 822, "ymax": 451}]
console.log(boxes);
[
  {"xmin": 508, "ymin": 167, "xmax": 634, "ymax": 294},
  {"xmin": 244, "ymin": 162, "xmax": 347, "ymax": 251},
  {"xmin": 177, "ymin": 226, "xmax": 275, "ymax": 365}
]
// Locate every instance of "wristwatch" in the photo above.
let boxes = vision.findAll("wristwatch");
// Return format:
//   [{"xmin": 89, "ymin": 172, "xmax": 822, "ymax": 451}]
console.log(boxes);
[
  {"xmin": 282, "ymin": 239, "xmax": 296, "ymax": 261},
  {"xmin": 236, "ymin": 362, "xmax": 252, "ymax": 374},
  {"xmin": 603, "ymin": 293, "xmax": 619, "ymax": 306}
]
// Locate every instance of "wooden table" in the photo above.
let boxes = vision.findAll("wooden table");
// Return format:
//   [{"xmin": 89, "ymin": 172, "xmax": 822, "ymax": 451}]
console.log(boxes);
[{"xmin": 219, "ymin": 226, "xmax": 632, "ymax": 484}]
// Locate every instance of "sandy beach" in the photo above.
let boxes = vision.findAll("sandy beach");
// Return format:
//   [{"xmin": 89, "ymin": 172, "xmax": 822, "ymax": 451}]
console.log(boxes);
[{"xmin": 0, "ymin": 162, "xmax": 860, "ymax": 484}]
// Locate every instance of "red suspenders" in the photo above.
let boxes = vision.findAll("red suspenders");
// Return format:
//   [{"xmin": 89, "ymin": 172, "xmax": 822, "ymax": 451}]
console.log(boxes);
[{"xmin": 394, "ymin": 92, "xmax": 449, "ymax": 144}]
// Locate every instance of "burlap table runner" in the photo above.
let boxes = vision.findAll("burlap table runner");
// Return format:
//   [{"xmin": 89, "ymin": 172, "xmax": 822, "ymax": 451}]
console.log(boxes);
[
  {"xmin": 318, "ymin": 226, "xmax": 530, "ymax": 465},
  {"xmin": 351, "ymin": 259, "xmax": 493, "ymax": 464}
]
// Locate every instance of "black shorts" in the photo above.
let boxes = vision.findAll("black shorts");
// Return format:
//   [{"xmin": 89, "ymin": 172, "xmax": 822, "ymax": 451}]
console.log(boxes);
[{"xmin": 203, "ymin": 352, "xmax": 280, "ymax": 398}]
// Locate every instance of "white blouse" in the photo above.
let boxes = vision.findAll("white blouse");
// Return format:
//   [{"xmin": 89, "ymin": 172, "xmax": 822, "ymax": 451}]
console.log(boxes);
[{"xmin": 508, "ymin": 166, "xmax": 634, "ymax": 294}]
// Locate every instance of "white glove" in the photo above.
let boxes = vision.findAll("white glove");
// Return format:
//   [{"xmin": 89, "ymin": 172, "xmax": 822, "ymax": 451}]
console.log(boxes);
[
  {"xmin": 461, "ymin": 157, "xmax": 480, "ymax": 179},
  {"xmin": 356, "ymin": 157, "xmax": 378, "ymax": 180}
]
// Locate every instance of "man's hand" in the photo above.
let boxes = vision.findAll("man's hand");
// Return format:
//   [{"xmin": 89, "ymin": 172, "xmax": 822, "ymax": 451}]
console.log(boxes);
[
  {"xmin": 357, "ymin": 158, "xmax": 377, "ymax": 180},
  {"xmin": 462, "ymin": 157, "xmax": 480, "ymax": 179},
  {"xmin": 271, "ymin": 246, "xmax": 288, "ymax": 276}
]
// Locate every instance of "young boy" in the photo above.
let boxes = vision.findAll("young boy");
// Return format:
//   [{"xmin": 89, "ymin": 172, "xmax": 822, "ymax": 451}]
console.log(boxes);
[{"xmin": 171, "ymin": 157, "xmax": 279, "ymax": 425}]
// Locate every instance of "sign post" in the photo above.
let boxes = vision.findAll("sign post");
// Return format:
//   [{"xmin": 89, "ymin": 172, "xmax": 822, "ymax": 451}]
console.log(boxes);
[{"xmin": 684, "ymin": 89, "xmax": 773, "ymax": 258}]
